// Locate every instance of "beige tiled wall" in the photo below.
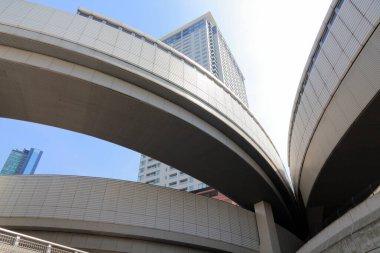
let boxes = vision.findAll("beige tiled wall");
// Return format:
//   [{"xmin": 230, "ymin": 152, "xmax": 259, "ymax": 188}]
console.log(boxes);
[
  {"xmin": 289, "ymin": 0, "xmax": 380, "ymax": 195},
  {"xmin": 0, "ymin": 0, "xmax": 287, "ymax": 183},
  {"xmin": 0, "ymin": 175, "xmax": 259, "ymax": 252}
]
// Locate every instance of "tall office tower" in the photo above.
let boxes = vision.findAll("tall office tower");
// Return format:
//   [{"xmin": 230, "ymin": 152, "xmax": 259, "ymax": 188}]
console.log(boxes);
[
  {"xmin": 138, "ymin": 12, "xmax": 247, "ymax": 192},
  {"xmin": 161, "ymin": 12, "xmax": 248, "ymax": 107},
  {"xmin": 138, "ymin": 155, "xmax": 207, "ymax": 191},
  {"xmin": 0, "ymin": 148, "xmax": 43, "ymax": 176}
]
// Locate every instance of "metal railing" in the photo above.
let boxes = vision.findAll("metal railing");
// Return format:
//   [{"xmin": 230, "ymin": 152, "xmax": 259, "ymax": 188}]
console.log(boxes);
[{"xmin": 0, "ymin": 227, "xmax": 88, "ymax": 253}]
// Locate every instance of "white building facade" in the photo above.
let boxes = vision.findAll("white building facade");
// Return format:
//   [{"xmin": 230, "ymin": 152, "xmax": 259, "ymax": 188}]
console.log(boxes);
[
  {"xmin": 161, "ymin": 12, "xmax": 248, "ymax": 107},
  {"xmin": 137, "ymin": 155, "xmax": 206, "ymax": 191},
  {"xmin": 138, "ymin": 12, "xmax": 247, "ymax": 192}
]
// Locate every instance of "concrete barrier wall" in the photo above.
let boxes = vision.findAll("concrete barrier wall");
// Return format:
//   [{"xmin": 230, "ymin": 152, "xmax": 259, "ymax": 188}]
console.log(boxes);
[
  {"xmin": 0, "ymin": 0, "xmax": 294, "ymax": 221},
  {"xmin": 0, "ymin": 0, "xmax": 286, "ymax": 182},
  {"xmin": 0, "ymin": 175, "xmax": 259, "ymax": 253},
  {"xmin": 322, "ymin": 218, "xmax": 380, "ymax": 253},
  {"xmin": 288, "ymin": 0, "xmax": 380, "ymax": 200},
  {"xmin": 297, "ymin": 192, "xmax": 380, "ymax": 253}
]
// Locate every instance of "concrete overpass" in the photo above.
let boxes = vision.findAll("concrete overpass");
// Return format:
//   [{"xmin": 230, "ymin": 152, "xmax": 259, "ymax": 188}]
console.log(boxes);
[
  {"xmin": 288, "ymin": 0, "xmax": 380, "ymax": 231},
  {"xmin": 0, "ymin": 0, "xmax": 297, "ymax": 233},
  {"xmin": 0, "ymin": 175, "xmax": 303, "ymax": 253}
]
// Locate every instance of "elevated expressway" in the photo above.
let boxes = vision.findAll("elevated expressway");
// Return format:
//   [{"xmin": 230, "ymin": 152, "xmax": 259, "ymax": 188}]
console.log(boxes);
[
  {"xmin": 0, "ymin": 175, "xmax": 261, "ymax": 253},
  {"xmin": 0, "ymin": 1, "xmax": 297, "ymax": 233},
  {"xmin": 288, "ymin": 0, "xmax": 380, "ymax": 231}
]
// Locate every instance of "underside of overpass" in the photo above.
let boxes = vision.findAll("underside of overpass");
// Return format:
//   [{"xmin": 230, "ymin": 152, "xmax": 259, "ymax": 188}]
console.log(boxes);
[
  {"xmin": 0, "ymin": 0, "xmax": 304, "ymax": 233},
  {"xmin": 0, "ymin": 49, "xmax": 301, "ymax": 236},
  {"xmin": 0, "ymin": 0, "xmax": 301, "ymax": 239},
  {"xmin": 306, "ymin": 90, "xmax": 380, "ymax": 233},
  {"xmin": 296, "ymin": 11, "xmax": 380, "ymax": 235}
]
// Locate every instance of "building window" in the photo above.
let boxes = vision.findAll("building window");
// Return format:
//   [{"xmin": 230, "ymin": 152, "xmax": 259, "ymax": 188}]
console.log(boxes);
[
  {"xmin": 169, "ymin": 173, "xmax": 177, "ymax": 179},
  {"xmin": 146, "ymin": 170, "xmax": 160, "ymax": 177},
  {"xmin": 139, "ymin": 168, "xmax": 144, "ymax": 173},
  {"xmin": 189, "ymin": 186, "xmax": 194, "ymax": 191},
  {"xmin": 179, "ymin": 178, "xmax": 188, "ymax": 185},
  {"xmin": 147, "ymin": 163, "xmax": 160, "ymax": 170},
  {"xmin": 169, "ymin": 181, "xmax": 177, "ymax": 187},
  {"xmin": 146, "ymin": 178, "xmax": 159, "ymax": 185}
]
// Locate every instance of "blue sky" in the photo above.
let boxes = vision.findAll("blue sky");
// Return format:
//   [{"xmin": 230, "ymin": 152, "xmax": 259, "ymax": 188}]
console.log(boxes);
[
  {"xmin": 0, "ymin": 118, "xmax": 139, "ymax": 180},
  {"xmin": 0, "ymin": 0, "xmax": 251, "ymax": 181},
  {"xmin": 0, "ymin": 0, "xmax": 331, "ymax": 181}
]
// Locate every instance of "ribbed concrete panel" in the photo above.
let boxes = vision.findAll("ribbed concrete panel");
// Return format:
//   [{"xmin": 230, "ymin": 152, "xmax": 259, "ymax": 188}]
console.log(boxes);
[
  {"xmin": 322, "ymin": 33, "xmax": 342, "ymax": 67},
  {"xmin": 366, "ymin": 1, "xmax": 380, "ymax": 26},
  {"xmin": 338, "ymin": 1, "xmax": 362, "ymax": 32},
  {"xmin": 324, "ymin": 69, "xmax": 339, "ymax": 95},
  {"xmin": 0, "ymin": 0, "xmax": 295, "ymax": 229},
  {"xmin": 331, "ymin": 17, "xmax": 351, "ymax": 48},
  {"xmin": 288, "ymin": 0, "xmax": 380, "ymax": 208},
  {"xmin": 0, "ymin": 175, "xmax": 260, "ymax": 253}
]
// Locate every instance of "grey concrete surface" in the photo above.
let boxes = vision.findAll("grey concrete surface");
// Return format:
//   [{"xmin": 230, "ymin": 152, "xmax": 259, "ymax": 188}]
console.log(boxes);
[
  {"xmin": 0, "ymin": 175, "xmax": 260, "ymax": 253},
  {"xmin": 297, "ymin": 192, "xmax": 380, "ymax": 253},
  {"xmin": 0, "ymin": 0, "xmax": 297, "ymax": 230},
  {"xmin": 254, "ymin": 202, "xmax": 281, "ymax": 253},
  {"xmin": 288, "ymin": 0, "xmax": 380, "ymax": 219},
  {"xmin": 321, "ymin": 218, "xmax": 380, "ymax": 253},
  {"xmin": 276, "ymin": 224, "xmax": 303, "ymax": 253}
]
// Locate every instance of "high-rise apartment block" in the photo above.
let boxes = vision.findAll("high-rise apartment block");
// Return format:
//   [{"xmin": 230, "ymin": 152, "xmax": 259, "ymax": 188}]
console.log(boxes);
[
  {"xmin": 138, "ymin": 12, "xmax": 246, "ymax": 192},
  {"xmin": 161, "ymin": 12, "xmax": 248, "ymax": 106},
  {"xmin": 138, "ymin": 155, "xmax": 207, "ymax": 191},
  {"xmin": 0, "ymin": 148, "xmax": 43, "ymax": 176}
]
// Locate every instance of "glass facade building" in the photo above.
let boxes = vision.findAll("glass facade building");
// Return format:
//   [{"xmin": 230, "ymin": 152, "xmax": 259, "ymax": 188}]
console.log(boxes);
[
  {"xmin": 138, "ymin": 13, "xmax": 248, "ymax": 192},
  {"xmin": 161, "ymin": 12, "xmax": 248, "ymax": 107},
  {"xmin": 76, "ymin": 9, "xmax": 250, "ymax": 193},
  {"xmin": 0, "ymin": 148, "xmax": 43, "ymax": 176},
  {"xmin": 138, "ymin": 155, "xmax": 206, "ymax": 192}
]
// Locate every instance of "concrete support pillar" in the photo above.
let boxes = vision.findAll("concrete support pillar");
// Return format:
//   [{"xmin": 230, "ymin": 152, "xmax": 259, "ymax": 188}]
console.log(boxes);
[{"xmin": 254, "ymin": 201, "xmax": 281, "ymax": 253}]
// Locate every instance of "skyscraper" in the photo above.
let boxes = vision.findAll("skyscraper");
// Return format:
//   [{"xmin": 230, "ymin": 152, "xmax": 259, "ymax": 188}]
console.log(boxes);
[
  {"xmin": 138, "ymin": 155, "xmax": 207, "ymax": 191},
  {"xmin": 0, "ymin": 148, "xmax": 43, "ymax": 176},
  {"xmin": 161, "ymin": 12, "xmax": 248, "ymax": 106},
  {"xmin": 138, "ymin": 12, "xmax": 246, "ymax": 192}
]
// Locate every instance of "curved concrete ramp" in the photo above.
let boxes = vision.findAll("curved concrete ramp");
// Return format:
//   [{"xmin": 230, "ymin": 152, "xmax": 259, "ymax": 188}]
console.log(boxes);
[
  {"xmin": 288, "ymin": 0, "xmax": 380, "ymax": 227},
  {"xmin": 0, "ymin": 175, "xmax": 260, "ymax": 253},
  {"xmin": 0, "ymin": 0, "xmax": 297, "ymax": 231}
]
